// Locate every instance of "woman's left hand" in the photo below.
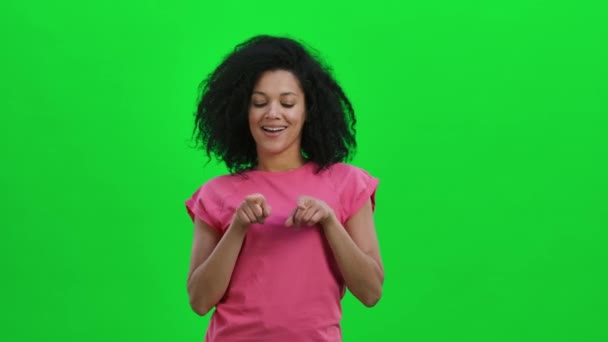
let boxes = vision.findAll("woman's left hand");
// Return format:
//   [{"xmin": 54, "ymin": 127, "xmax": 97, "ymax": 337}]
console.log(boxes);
[{"xmin": 285, "ymin": 196, "xmax": 337, "ymax": 228}]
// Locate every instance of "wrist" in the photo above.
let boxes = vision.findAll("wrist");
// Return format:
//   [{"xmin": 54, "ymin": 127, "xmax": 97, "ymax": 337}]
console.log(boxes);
[
  {"xmin": 321, "ymin": 212, "xmax": 340, "ymax": 230},
  {"xmin": 228, "ymin": 222, "xmax": 249, "ymax": 237}
]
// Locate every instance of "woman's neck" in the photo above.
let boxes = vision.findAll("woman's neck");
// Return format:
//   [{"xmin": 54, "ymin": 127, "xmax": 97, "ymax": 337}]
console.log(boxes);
[{"xmin": 255, "ymin": 153, "xmax": 307, "ymax": 172}]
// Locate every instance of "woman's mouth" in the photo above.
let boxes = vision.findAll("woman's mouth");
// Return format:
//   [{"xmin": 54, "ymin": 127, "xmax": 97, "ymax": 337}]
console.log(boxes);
[{"xmin": 262, "ymin": 126, "xmax": 286, "ymax": 136}]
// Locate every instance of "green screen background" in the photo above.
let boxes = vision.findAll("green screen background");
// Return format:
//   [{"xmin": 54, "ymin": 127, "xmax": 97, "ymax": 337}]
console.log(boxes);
[{"xmin": 1, "ymin": 0, "xmax": 607, "ymax": 341}]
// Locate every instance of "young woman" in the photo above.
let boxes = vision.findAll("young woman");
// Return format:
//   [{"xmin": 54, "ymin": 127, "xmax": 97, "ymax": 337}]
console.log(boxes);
[{"xmin": 185, "ymin": 35, "xmax": 384, "ymax": 341}]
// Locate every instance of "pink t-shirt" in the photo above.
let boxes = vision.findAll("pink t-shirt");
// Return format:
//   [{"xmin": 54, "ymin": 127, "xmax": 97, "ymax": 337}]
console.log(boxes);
[{"xmin": 185, "ymin": 162, "xmax": 379, "ymax": 342}]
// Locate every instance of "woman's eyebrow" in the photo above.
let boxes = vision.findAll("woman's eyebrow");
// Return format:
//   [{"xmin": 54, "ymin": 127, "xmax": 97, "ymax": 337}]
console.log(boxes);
[{"xmin": 252, "ymin": 91, "xmax": 298, "ymax": 96}]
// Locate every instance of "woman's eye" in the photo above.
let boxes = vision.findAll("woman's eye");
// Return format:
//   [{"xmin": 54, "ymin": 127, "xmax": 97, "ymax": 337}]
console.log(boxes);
[
  {"xmin": 253, "ymin": 103, "xmax": 267, "ymax": 108},
  {"xmin": 282, "ymin": 103, "xmax": 295, "ymax": 108}
]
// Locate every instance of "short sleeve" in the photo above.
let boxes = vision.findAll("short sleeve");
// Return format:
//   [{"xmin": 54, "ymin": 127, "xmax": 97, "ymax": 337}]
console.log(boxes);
[
  {"xmin": 338, "ymin": 165, "xmax": 379, "ymax": 222},
  {"xmin": 185, "ymin": 181, "xmax": 225, "ymax": 232}
]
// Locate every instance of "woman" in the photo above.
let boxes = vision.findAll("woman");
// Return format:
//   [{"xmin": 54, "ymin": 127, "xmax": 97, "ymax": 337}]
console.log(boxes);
[{"xmin": 185, "ymin": 35, "xmax": 384, "ymax": 341}]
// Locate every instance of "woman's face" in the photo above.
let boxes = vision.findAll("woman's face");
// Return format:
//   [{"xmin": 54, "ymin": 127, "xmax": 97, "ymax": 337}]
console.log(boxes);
[{"xmin": 248, "ymin": 69, "xmax": 306, "ymax": 160}]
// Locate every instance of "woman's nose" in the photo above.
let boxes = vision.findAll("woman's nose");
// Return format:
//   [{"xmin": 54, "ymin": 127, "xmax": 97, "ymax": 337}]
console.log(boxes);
[{"xmin": 265, "ymin": 102, "xmax": 281, "ymax": 118}]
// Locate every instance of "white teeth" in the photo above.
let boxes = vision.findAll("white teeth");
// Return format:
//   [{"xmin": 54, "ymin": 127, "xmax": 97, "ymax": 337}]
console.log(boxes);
[{"xmin": 263, "ymin": 127, "xmax": 286, "ymax": 132}]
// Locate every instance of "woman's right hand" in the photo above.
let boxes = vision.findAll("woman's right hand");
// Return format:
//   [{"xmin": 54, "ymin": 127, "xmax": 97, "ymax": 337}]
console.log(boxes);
[{"xmin": 231, "ymin": 193, "xmax": 271, "ymax": 231}]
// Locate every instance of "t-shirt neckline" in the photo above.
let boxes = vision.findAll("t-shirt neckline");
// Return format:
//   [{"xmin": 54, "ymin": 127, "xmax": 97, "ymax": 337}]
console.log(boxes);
[{"xmin": 247, "ymin": 161, "xmax": 314, "ymax": 176}]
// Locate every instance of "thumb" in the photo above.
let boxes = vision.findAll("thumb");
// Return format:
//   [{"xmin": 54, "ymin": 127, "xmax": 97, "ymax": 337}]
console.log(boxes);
[
  {"xmin": 285, "ymin": 209, "xmax": 296, "ymax": 227},
  {"xmin": 262, "ymin": 201, "xmax": 272, "ymax": 218},
  {"xmin": 297, "ymin": 196, "xmax": 312, "ymax": 209},
  {"xmin": 251, "ymin": 193, "xmax": 266, "ymax": 204}
]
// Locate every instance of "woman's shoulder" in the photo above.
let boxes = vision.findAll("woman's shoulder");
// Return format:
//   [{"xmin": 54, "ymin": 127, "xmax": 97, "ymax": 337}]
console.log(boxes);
[
  {"xmin": 325, "ymin": 162, "xmax": 378, "ymax": 192},
  {"xmin": 325, "ymin": 162, "xmax": 373, "ymax": 178},
  {"xmin": 193, "ymin": 172, "xmax": 247, "ymax": 198}
]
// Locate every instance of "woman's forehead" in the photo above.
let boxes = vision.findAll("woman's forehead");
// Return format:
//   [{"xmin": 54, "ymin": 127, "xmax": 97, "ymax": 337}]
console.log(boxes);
[{"xmin": 253, "ymin": 70, "xmax": 303, "ymax": 94}]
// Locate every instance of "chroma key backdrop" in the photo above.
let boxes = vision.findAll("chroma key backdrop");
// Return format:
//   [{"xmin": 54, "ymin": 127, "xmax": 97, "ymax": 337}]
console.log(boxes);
[{"xmin": 1, "ymin": 0, "xmax": 607, "ymax": 341}]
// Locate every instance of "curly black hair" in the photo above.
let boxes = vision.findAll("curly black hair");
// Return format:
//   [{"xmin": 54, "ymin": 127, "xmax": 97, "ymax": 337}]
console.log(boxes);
[{"xmin": 193, "ymin": 35, "xmax": 357, "ymax": 174}]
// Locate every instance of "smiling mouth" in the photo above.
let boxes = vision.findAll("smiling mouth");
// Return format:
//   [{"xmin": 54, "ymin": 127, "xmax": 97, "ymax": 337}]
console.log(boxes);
[{"xmin": 262, "ymin": 126, "xmax": 286, "ymax": 133}]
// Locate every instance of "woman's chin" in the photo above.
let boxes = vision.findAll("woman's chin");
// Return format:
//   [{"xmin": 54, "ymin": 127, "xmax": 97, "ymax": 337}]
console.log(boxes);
[
  {"xmin": 258, "ymin": 148, "xmax": 286, "ymax": 156},
  {"xmin": 256, "ymin": 143, "xmax": 298, "ymax": 157}
]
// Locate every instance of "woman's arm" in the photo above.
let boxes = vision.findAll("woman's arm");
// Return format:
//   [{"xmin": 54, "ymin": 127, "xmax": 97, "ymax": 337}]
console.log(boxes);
[
  {"xmin": 287, "ymin": 196, "xmax": 384, "ymax": 307},
  {"xmin": 186, "ymin": 218, "xmax": 247, "ymax": 316},
  {"xmin": 321, "ymin": 199, "xmax": 384, "ymax": 307},
  {"xmin": 186, "ymin": 193, "xmax": 270, "ymax": 316}
]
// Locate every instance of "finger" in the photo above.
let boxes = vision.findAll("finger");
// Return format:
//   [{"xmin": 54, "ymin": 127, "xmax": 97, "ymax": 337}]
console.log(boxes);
[
  {"xmin": 297, "ymin": 196, "xmax": 311, "ymax": 210},
  {"xmin": 248, "ymin": 202, "xmax": 264, "ymax": 223},
  {"xmin": 294, "ymin": 207, "xmax": 308, "ymax": 227},
  {"xmin": 248, "ymin": 193, "xmax": 266, "ymax": 206},
  {"xmin": 307, "ymin": 210, "xmax": 325, "ymax": 226},
  {"xmin": 285, "ymin": 209, "xmax": 297, "ymax": 227},
  {"xmin": 248, "ymin": 194, "xmax": 270, "ymax": 222},
  {"xmin": 302, "ymin": 207, "xmax": 319, "ymax": 226},
  {"xmin": 241, "ymin": 205, "xmax": 258, "ymax": 224},
  {"xmin": 285, "ymin": 215, "xmax": 293, "ymax": 227},
  {"xmin": 237, "ymin": 210, "xmax": 251, "ymax": 226},
  {"xmin": 261, "ymin": 201, "xmax": 271, "ymax": 218}
]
